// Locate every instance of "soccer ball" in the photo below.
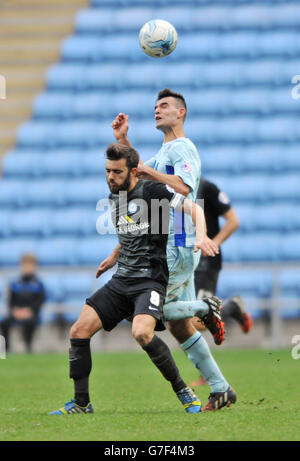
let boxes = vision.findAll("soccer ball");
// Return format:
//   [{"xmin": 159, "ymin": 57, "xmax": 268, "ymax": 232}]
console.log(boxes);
[{"xmin": 139, "ymin": 19, "xmax": 178, "ymax": 58}]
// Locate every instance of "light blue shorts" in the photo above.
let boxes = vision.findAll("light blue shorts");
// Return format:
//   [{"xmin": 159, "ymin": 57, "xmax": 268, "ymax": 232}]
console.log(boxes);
[{"xmin": 165, "ymin": 246, "xmax": 201, "ymax": 304}]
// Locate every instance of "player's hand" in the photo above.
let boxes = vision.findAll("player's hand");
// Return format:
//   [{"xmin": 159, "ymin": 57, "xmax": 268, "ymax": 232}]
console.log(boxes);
[
  {"xmin": 96, "ymin": 254, "xmax": 118, "ymax": 279},
  {"xmin": 195, "ymin": 236, "xmax": 219, "ymax": 256},
  {"xmin": 111, "ymin": 113, "xmax": 129, "ymax": 142},
  {"xmin": 12, "ymin": 307, "xmax": 33, "ymax": 320}
]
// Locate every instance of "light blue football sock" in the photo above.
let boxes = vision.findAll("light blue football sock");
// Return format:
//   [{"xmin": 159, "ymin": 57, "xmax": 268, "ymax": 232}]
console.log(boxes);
[
  {"xmin": 180, "ymin": 332, "xmax": 229, "ymax": 393},
  {"xmin": 163, "ymin": 300, "xmax": 209, "ymax": 322}
]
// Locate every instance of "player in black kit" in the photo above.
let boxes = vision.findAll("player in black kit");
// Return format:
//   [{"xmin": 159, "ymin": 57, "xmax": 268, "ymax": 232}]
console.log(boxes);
[
  {"xmin": 49, "ymin": 143, "xmax": 212, "ymax": 415},
  {"xmin": 191, "ymin": 178, "xmax": 253, "ymax": 387}
]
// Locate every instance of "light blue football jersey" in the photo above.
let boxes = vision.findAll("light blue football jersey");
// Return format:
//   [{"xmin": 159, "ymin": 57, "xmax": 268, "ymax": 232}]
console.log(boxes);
[{"xmin": 145, "ymin": 137, "xmax": 201, "ymax": 247}]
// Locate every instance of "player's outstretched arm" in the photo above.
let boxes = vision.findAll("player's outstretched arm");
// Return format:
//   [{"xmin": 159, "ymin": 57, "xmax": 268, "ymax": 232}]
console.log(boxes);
[
  {"xmin": 95, "ymin": 244, "xmax": 121, "ymax": 278},
  {"xmin": 138, "ymin": 163, "xmax": 190, "ymax": 196},
  {"xmin": 213, "ymin": 208, "xmax": 239, "ymax": 248},
  {"xmin": 111, "ymin": 113, "xmax": 132, "ymax": 147},
  {"xmin": 181, "ymin": 199, "xmax": 219, "ymax": 256}
]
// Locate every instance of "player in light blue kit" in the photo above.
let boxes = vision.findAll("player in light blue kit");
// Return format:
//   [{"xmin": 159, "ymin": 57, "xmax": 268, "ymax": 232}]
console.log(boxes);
[{"xmin": 106, "ymin": 89, "xmax": 236, "ymax": 411}]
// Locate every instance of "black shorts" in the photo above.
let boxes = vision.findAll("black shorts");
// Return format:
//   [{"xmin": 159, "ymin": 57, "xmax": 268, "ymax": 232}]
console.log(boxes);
[
  {"xmin": 194, "ymin": 257, "xmax": 220, "ymax": 297},
  {"xmin": 86, "ymin": 275, "xmax": 166, "ymax": 332}
]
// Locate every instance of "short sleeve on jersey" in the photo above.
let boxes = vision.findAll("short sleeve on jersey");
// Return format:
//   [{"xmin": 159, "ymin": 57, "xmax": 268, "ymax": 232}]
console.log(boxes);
[
  {"xmin": 145, "ymin": 157, "xmax": 156, "ymax": 168},
  {"xmin": 203, "ymin": 181, "xmax": 231, "ymax": 216},
  {"xmin": 144, "ymin": 181, "xmax": 184, "ymax": 211},
  {"xmin": 168, "ymin": 140, "xmax": 200, "ymax": 193}
]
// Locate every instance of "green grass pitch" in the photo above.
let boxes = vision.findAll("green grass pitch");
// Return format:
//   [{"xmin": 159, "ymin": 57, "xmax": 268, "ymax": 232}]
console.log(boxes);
[{"xmin": 0, "ymin": 348, "xmax": 299, "ymax": 441}]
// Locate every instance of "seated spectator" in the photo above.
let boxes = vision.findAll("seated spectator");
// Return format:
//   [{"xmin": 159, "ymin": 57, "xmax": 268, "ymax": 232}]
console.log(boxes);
[{"xmin": 0, "ymin": 253, "xmax": 46, "ymax": 353}]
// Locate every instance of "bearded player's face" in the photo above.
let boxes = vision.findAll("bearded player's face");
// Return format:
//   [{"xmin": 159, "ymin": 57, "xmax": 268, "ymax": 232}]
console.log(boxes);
[{"xmin": 106, "ymin": 158, "xmax": 132, "ymax": 194}]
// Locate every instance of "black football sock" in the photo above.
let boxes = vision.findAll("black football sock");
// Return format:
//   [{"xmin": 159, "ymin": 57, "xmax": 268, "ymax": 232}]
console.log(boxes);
[
  {"xmin": 142, "ymin": 335, "xmax": 186, "ymax": 393},
  {"xmin": 69, "ymin": 338, "xmax": 92, "ymax": 407}
]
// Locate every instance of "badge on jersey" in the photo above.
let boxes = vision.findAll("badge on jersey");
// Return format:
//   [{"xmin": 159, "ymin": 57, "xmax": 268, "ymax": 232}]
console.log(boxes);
[
  {"xmin": 181, "ymin": 162, "xmax": 192, "ymax": 174},
  {"xmin": 218, "ymin": 191, "xmax": 230, "ymax": 205},
  {"xmin": 128, "ymin": 201, "xmax": 139, "ymax": 214}
]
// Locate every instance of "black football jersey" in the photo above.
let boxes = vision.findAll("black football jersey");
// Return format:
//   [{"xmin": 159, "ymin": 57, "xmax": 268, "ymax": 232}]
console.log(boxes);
[
  {"xmin": 109, "ymin": 179, "xmax": 184, "ymax": 286},
  {"xmin": 197, "ymin": 178, "xmax": 231, "ymax": 270}
]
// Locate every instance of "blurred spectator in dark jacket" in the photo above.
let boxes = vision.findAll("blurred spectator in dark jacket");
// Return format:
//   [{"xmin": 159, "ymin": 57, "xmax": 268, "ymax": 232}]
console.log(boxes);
[{"xmin": 0, "ymin": 253, "xmax": 46, "ymax": 353}]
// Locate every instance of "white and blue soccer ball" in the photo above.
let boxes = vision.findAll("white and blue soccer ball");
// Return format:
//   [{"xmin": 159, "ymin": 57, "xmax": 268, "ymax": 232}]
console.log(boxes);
[{"xmin": 139, "ymin": 19, "xmax": 178, "ymax": 58}]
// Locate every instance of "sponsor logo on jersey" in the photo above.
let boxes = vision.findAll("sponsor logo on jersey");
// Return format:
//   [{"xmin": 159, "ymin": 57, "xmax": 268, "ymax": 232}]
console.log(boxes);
[
  {"xmin": 117, "ymin": 214, "xmax": 150, "ymax": 234},
  {"xmin": 117, "ymin": 215, "xmax": 135, "ymax": 225}
]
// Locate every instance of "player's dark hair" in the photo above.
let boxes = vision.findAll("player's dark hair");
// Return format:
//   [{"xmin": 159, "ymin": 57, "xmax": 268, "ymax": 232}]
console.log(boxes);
[
  {"xmin": 157, "ymin": 88, "xmax": 187, "ymax": 119},
  {"xmin": 106, "ymin": 143, "xmax": 140, "ymax": 170}
]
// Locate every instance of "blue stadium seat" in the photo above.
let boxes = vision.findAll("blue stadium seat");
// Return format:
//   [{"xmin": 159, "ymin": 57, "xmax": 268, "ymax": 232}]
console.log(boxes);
[
  {"xmin": 50, "ymin": 209, "xmax": 99, "ymax": 236},
  {"xmin": 186, "ymin": 90, "xmax": 232, "ymax": 115},
  {"xmin": 268, "ymin": 89, "xmax": 300, "ymax": 114},
  {"xmin": 64, "ymin": 179, "xmax": 109, "ymax": 206},
  {"xmin": 113, "ymin": 8, "xmax": 154, "ymax": 32},
  {"xmin": 55, "ymin": 122, "xmax": 109, "ymax": 148},
  {"xmin": 239, "ymin": 233, "xmax": 280, "ymax": 262},
  {"xmin": 231, "ymin": 5, "xmax": 300, "ymax": 29},
  {"xmin": 23, "ymin": 180, "xmax": 65, "ymax": 207},
  {"xmin": 0, "ymin": 276, "xmax": 5, "ymax": 320},
  {"xmin": 84, "ymin": 64, "xmax": 127, "ymax": 90},
  {"xmin": 175, "ymin": 33, "xmax": 219, "ymax": 60},
  {"xmin": 38, "ymin": 152, "xmax": 81, "ymax": 177},
  {"xmin": 75, "ymin": 8, "xmax": 115, "ymax": 34},
  {"xmin": 47, "ymin": 64, "xmax": 85, "ymax": 90},
  {"xmin": 17, "ymin": 122, "xmax": 58, "ymax": 149},
  {"xmin": 279, "ymin": 270, "xmax": 300, "ymax": 296},
  {"xmin": 206, "ymin": 175, "xmax": 268, "ymax": 203},
  {"xmin": 257, "ymin": 33, "xmax": 300, "ymax": 58},
  {"xmin": 222, "ymin": 233, "xmax": 280, "ymax": 262},
  {"xmin": 61, "ymin": 299, "xmax": 84, "ymax": 323},
  {"xmin": 0, "ymin": 211, "xmax": 11, "ymax": 237},
  {"xmin": 234, "ymin": 204, "xmax": 300, "ymax": 233},
  {"xmin": 2, "ymin": 152, "xmax": 40, "ymax": 178},
  {"xmin": 0, "ymin": 180, "xmax": 26, "ymax": 208},
  {"xmin": 217, "ymin": 270, "xmax": 273, "ymax": 299},
  {"xmin": 0, "ymin": 239, "xmax": 38, "ymax": 266},
  {"xmin": 269, "ymin": 175, "xmax": 300, "ymax": 201},
  {"xmin": 280, "ymin": 149, "xmax": 300, "ymax": 172},
  {"xmin": 43, "ymin": 274, "xmax": 65, "ymax": 302},
  {"xmin": 278, "ymin": 296, "xmax": 300, "ymax": 319},
  {"xmin": 81, "ymin": 150, "xmax": 106, "ymax": 176},
  {"xmin": 10, "ymin": 210, "xmax": 51, "ymax": 237},
  {"xmin": 190, "ymin": 7, "xmax": 231, "ymax": 31},
  {"xmin": 186, "ymin": 117, "xmax": 258, "ymax": 144},
  {"xmin": 36, "ymin": 238, "xmax": 77, "ymax": 265},
  {"xmin": 33, "ymin": 92, "xmax": 74, "ymax": 120},
  {"xmin": 73, "ymin": 93, "xmax": 111, "ymax": 119},
  {"xmin": 240, "ymin": 146, "xmax": 281, "ymax": 173},
  {"xmin": 123, "ymin": 63, "xmax": 164, "ymax": 89},
  {"xmin": 201, "ymin": 148, "xmax": 242, "ymax": 174},
  {"xmin": 91, "ymin": 0, "xmax": 201, "ymax": 8},
  {"xmin": 257, "ymin": 117, "xmax": 299, "ymax": 143},
  {"xmin": 61, "ymin": 273, "xmax": 94, "ymax": 299},
  {"xmin": 279, "ymin": 234, "xmax": 300, "ymax": 261},
  {"xmin": 128, "ymin": 121, "xmax": 161, "ymax": 145},
  {"xmin": 75, "ymin": 236, "xmax": 119, "ymax": 264},
  {"xmin": 233, "ymin": 205, "xmax": 257, "ymax": 232},
  {"xmin": 240, "ymin": 59, "xmax": 300, "ymax": 87},
  {"xmin": 62, "ymin": 35, "xmax": 142, "ymax": 63},
  {"xmin": 256, "ymin": 205, "xmax": 296, "ymax": 232}
]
